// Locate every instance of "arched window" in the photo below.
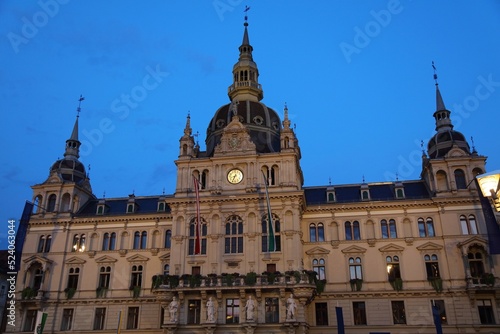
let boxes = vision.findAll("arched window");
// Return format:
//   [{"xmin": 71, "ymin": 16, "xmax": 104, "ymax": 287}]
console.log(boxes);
[
  {"xmin": 61, "ymin": 193, "xmax": 71, "ymax": 212},
  {"xmin": 102, "ymin": 233, "xmax": 110, "ymax": 250},
  {"xmin": 201, "ymin": 170, "xmax": 209, "ymax": 190},
  {"xmin": 386, "ymin": 255, "xmax": 401, "ymax": 281},
  {"xmin": 418, "ymin": 217, "xmax": 435, "ymax": 237},
  {"xmin": 349, "ymin": 257, "xmax": 363, "ymax": 279},
  {"xmin": 381, "ymin": 219, "xmax": 397, "ymax": 239},
  {"xmin": 188, "ymin": 218, "xmax": 207, "ymax": 255},
  {"xmin": 165, "ymin": 230, "xmax": 172, "ymax": 249},
  {"xmin": 313, "ymin": 258, "xmax": 326, "ymax": 280},
  {"xmin": 133, "ymin": 231, "xmax": 147, "ymax": 249},
  {"xmin": 47, "ymin": 194, "xmax": 57, "ymax": 212},
  {"xmin": 424, "ymin": 254, "xmax": 440, "ymax": 278},
  {"xmin": 67, "ymin": 267, "xmax": 80, "ymax": 290},
  {"xmin": 454, "ymin": 169, "xmax": 467, "ymax": 189},
  {"xmin": 130, "ymin": 265, "xmax": 143, "ymax": 287},
  {"xmin": 225, "ymin": 215, "xmax": 244, "ymax": 253},
  {"xmin": 72, "ymin": 234, "xmax": 86, "ymax": 252},
  {"xmin": 460, "ymin": 215, "xmax": 478, "ymax": 235},
  {"xmin": 109, "ymin": 232, "xmax": 116, "ymax": 250},
  {"xmin": 345, "ymin": 221, "xmax": 361, "ymax": 240},
  {"xmin": 163, "ymin": 264, "xmax": 170, "ymax": 276},
  {"xmin": 34, "ymin": 195, "xmax": 42, "ymax": 213},
  {"xmin": 468, "ymin": 248, "xmax": 486, "ymax": 285},
  {"xmin": 436, "ymin": 170, "xmax": 449, "ymax": 192},
  {"xmin": 262, "ymin": 213, "xmax": 281, "ymax": 252},
  {"xmin": 37, "ymin": 235, "xmax": 51, "ymax": 253},
  {"xmin": 98, "ymin": 266, "xmax": 111, "ymax": 289},
  {"xmin": 310, "ymin": 223, "xmax": 324, "ymax": 242}
]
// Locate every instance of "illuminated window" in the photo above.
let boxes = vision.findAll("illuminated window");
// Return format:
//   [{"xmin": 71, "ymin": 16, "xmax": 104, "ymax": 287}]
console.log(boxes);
[
  {"xmin": 72, "ymin": 234, "xmax": 86, "ymax": 252},
  {"xmin": 226, "ymin": 298, "xmax": 240, "ymax": 324},
  {"xmin": 386, "ymin": 256, "xmax": 401, "ymax": 281}
]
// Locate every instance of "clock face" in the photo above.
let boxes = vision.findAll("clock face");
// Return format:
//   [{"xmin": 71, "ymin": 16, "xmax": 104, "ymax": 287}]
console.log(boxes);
[{"xmin": 227, "ymin": 169, "xmax": 243, "ymax": 184}]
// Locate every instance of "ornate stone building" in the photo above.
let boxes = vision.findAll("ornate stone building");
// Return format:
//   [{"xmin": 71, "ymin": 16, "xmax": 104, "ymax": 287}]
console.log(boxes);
[{"xmin": 11, "ymin": 19, "xmax": 500, "ymax": 334}]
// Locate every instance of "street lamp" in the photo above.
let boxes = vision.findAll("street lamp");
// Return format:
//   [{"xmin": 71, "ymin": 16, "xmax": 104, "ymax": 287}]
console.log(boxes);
[{"xmin": 476, "ymin": 170, "xmax": 500, "ymax": 212}]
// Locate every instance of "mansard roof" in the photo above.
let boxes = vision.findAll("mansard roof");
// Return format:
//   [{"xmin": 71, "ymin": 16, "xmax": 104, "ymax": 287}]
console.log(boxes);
[
  {"xmin": 304, "ymin": 180, "xmax": 431, "ymax": 205},
  {"xmin": 77, "ymin": 195, "xmax": 172, "ymax": 217}
]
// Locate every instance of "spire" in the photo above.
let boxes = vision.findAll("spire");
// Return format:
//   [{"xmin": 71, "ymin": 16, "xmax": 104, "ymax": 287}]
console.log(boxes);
[
  {"xmin": 228, "ymin": 11, "xmax": 263, "ymax": 102},
  {"xmin": 64, "ymin": 95, "xmax": 84, "ymax": 160},
  {"xmin": 431, "ymin": 62, "xmax": 453, "ymax": 132}
]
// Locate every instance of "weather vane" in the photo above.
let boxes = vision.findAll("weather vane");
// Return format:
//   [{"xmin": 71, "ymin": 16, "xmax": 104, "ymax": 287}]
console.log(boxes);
[
  {"xmin": 77, "ymin": 95, "xmax": 85, "ymax": 118},
  {"xmin": 432, "ymin": 61, "xmax": 438, "ymax": 86},
  {"xmin": 244, "ymin": 5, "xmax": 250, "ymax": 22}
]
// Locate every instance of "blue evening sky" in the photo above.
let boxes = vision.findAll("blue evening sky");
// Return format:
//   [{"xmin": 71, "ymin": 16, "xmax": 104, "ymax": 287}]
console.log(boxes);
[{"xmin": 1, "ymin": 1, "xmax": 500, "ymax": 248}]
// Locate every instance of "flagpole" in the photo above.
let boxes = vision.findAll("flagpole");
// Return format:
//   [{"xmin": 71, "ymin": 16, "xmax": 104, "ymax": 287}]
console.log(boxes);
[
  {"xmin": 262, "ymin": 171, "xmax": 275, "ymax": 252},
  {"xmin": 116, "ymin": 311, "xmax": 122, "ymax": 334}
]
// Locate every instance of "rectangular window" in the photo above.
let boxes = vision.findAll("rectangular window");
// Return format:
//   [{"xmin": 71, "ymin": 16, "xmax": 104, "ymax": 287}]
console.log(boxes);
[
  {"xmin": 192, "ymin": 266, "xmax": 201, "ymax": 276},
  {"xmin": 126, "ymin": 307, "xmax": 139, "ymax": 329},
  {"xmin": 315, "ymin": 302, "xmax": 328, "ymax": 326},
  {"xmin": 353, "ymin": 301, "xmax": 367, "ymax": 325},
  {"xmin": 226, "ymin": 298, "xmax": 240, "ymax": 324},
  {"xmin": 265, "ymin": 297, "xmax": 279, "ymax": 323},
  {"xmin": 61, "ymin": 308, "xmax": 74, "ymax": 331},
  {"xmin": 478, "ymin": 299, "xmax": 495, "ymax": 324},
  {"xmin": 431, "ymin": 300, "xmax": 447, "ymax": 325},
  {"xmin": 187, "ymin": 300, "xmax": 201, "ymax": 324},
  {"xmin": 391, "ymin": 301, "xmax": 406, "ymax": 324},
  {"xmin": 93, "ymin": 308, "xmax": 106, "ymax": 330},
  {"xmin": 23, "ymin": 310, "xmax": 38, "ymax": 332}
]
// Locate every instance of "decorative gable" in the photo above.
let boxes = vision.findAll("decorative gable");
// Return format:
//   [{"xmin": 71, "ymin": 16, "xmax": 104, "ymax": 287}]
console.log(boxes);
[
  {"xmin": 214, "ymin": 116, "xmax": 256, "ymax": 156},
  {"xmin": 158, "ymin": 253, "xmax": 171, "ymax": 261}
]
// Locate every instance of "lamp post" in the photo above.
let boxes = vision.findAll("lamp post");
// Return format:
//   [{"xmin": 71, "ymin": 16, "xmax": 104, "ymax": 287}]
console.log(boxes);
[{"xmin": 476, "ymin": 170, "xmax": 500, "ymax": 212}]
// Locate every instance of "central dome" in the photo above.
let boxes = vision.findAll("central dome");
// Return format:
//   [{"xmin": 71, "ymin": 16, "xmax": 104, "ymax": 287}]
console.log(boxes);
[{"xmin": 206, "ymin": 100, "xmax": 281, "ymax": 156}]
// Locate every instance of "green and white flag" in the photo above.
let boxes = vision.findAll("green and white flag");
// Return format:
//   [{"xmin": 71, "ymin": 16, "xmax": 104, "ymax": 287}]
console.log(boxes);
[{"xmin": 34, "ymin": 311, "xmax": 47, "ymax": 334}]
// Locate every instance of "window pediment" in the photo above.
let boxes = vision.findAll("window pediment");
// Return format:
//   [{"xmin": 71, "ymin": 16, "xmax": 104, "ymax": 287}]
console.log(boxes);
[
  {"xmin": 416, "ymin": 242, "xmax": 443, "ymax": 252},
  {"xmin": 457, "ymin": 236, "xmax": 488, "ymax": 251},
  {"xmin": 65, "ymin": 256, "xmax": 86, "ymax": 265},
  {"xmin": 95, "ymin": 255, "xmax": 118, "ymax": 263},
  {"xmin": 341, "ymin": 245, "xmax": 367, "ymax": 254},
  {"xmin": 378, "ymin": 243, "xmax": 405, "ymax": 253},
  {"xmin": 126, "ymin": 254, "xmax": 150, "ymax": 263},
  {"xmin": 305, "ymin": 246, "xmax": 330, "ymax": 256},
  {"xmin": 158, "ymin": 253, "xmax": 171, "ymax": 261}
]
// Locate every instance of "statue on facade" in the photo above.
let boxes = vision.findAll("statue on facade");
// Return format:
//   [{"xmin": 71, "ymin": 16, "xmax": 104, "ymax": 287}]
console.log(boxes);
[
  {"xmin": 286, "ymin": 294, "xmax": 297, "ymax": 320},
  {"xmin": 244, "ymin": 295, "xmax": 256, "ymax": 321},
  {"xmin": 169, "ymin": 296, "xmax": 178, "ymax": 322},
  {"xmin": 206, "ymin": 297, "xmax": 216, "ymax": 322}
]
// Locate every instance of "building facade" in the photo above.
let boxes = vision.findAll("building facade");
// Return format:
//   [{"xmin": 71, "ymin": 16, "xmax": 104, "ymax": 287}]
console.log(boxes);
[{"xmin": 10, "ymin": 20, "xmax": 500, "ymax": 334}]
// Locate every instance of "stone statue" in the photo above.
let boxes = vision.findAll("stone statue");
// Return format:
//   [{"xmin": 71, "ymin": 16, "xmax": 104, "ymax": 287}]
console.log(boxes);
[
  {"xmin": 169, "ymin": 296, "xmax": 178, "ymax": 322},
  {"xmin": 206, "ymin": 297, "xmax": 216, "ymax": 322},
  {"xmin": 286, "ymin": 294, "xmax": 297, "ymax": 320},
  {"xmin": 244, "ymin": 295, "xmax": 256, "ymax": 321}
]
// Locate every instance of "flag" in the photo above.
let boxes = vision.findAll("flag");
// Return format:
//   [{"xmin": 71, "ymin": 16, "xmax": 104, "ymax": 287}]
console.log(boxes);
[
  {"xmin": 15, "ymin": 201, "xmax": 34, "ymax": 271},
  {"xmin": 34, "ymin": 311, "xmax": 47, "ymax": 334},
  {"xmin": 335, "ymin": 307, "xmax": 345, "ymax": 334},
  {"xmin": 262, "ymin": 171, "xmax": 275, "ymax": 251},
  {"xmin": 193, "ymin": 175, "xmax": 202, "ymax": 254},
  {"xmin": 432, "ymin": 304, "xmax": 443, "ymax": 334}
]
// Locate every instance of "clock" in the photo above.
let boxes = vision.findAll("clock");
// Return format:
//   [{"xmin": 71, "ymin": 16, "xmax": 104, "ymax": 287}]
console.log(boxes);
[{"xmin": 227, "ymin": 169, "xmax": 243, "ymax": 184}]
